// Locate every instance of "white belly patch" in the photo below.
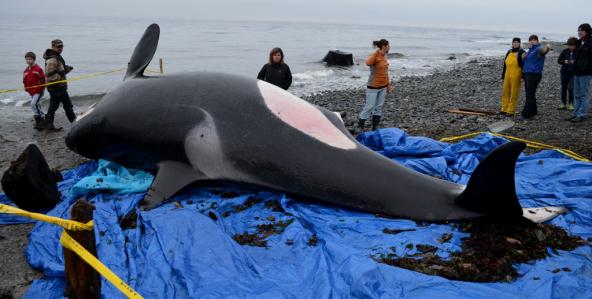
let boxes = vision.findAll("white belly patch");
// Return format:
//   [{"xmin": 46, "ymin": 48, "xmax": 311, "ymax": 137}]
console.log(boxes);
[{"xmin": 257, "ymin": 81, "xmax": 357, "ymax": 150}]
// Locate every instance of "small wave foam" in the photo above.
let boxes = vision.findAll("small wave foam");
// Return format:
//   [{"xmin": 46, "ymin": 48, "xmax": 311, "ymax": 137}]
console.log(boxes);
[
  {"xmin": 0, "ymin": 98, "xmax": 15, "ymax": 105},
  {"xmin": 15, "ymin": 99, "xmax": 30, "ymax": 107},
  {"xmin": 293, "ymin": 69, "xmax": 335, "ymax": 81}
]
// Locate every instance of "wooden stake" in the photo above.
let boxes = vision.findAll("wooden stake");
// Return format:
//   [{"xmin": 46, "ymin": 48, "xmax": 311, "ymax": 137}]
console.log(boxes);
[
  {"xmin": 159, "ymin": 58, "xmax": 164, "ymax": 74},
  {"xmin": 448, "ymin": 109, "xmax": 489, "ymax": 116},
  {"xmin": 64, "ymin": 199, "xmax": 100, "ymax": 299}
]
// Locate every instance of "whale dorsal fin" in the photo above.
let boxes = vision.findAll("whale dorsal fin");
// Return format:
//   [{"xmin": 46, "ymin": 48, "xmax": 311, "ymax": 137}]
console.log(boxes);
[{"xmin": 124, "ymin": 23, "xmax": 160, "ymax": 80}]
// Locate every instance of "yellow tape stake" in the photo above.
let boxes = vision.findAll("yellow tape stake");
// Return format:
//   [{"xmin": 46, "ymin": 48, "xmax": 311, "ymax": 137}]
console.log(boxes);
[
  {"xmin": 60, "ymin": 232, "xmax": 143, "ymax": 299},
  {"xmin": 0, "ymin": 204, "xmax": 92, "ymax": 231}
]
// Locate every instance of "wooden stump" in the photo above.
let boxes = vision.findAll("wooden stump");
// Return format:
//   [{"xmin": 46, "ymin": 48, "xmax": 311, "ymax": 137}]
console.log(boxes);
[{"xmin": 63, "ymin": 198, "xmax": 101, "ymax": 299}]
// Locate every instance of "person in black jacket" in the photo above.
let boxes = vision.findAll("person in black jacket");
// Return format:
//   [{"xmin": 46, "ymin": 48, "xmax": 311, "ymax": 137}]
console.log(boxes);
[
  {"xmin": 257, "ymin": 48, "xmax": 292, "ymax": 90},
  {"xmin": 569, "ymin": 23, "xmax": 592, "ymax": 122},
  {"xmin": 558, "ymin": 37, "xmax": 578, "ymax": 111},
  {"xmin": 500, "ymin": 38, "xmax": 525, "ymax": 116}
]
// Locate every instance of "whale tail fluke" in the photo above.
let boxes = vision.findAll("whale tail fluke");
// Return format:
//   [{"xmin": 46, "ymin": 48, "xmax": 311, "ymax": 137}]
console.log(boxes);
[
  {"xmin": 455, "ymin": 141, "xmax": 526, "ymax": 220},
  {"xmin": 125, "ymin": 23, "xmax": 160, "ymax": 80}
]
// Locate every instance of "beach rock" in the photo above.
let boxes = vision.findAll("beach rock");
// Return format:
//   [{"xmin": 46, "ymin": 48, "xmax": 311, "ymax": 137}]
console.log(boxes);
[
  {"xmin": 323, "ymin": 50, "xmax": 354, "ymax": 67},
  {"xmin": 1, "ymin": 144, "xmax": 62, "ymax": 211}
]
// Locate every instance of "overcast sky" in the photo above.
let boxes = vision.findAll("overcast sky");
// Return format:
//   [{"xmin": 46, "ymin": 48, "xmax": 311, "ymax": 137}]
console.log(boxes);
[{"xmin": 2, "ymin": 0, "xmax": 589, "ymax": 34}]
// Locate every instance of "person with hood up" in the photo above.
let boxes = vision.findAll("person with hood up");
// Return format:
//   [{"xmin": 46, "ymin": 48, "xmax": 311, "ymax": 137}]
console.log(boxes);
[
  {"xmin": 500, "ymin": 37, "xmax": 525, "ymax": 116},
  {"xmin": 569, "ymin": 23, "xmax": 592, "ymax": 123},
  {"xmin": 43, "ymin": 39, "xmax": 75, "ymax": 131},
  {"xmin": 557, "ymin": 37, "xmax": 578, "ymax": 111}
]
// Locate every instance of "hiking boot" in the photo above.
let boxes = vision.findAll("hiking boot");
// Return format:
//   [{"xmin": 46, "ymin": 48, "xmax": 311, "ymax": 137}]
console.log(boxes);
[
  {"xmin": 371, "ymin": 115, "xmax": 381, "ymax": 131},
  {"xmin": 43, "ymin": 115, "xmax": 63, "ymax": 132},
  {"xmin": 557, "ymin": 104, "xmax": 566, "ymax": 110},
  {"xmin": 565, "ymin": 116, "xmax": 577, "ymax": 121},
  {"xmin": 567, "ymin": 104, "xmax": 575, "ymax": 111},
  {"xmin": 570, "ymin": 117, "xmax": 586, "ymax": 123},
  {"xmin": 34, "ymin": 116, "xmax": 45, "ymax": 130},
  {"xmin": 357, "ymin": 119, "xmax": 366, "ymax": 129}
]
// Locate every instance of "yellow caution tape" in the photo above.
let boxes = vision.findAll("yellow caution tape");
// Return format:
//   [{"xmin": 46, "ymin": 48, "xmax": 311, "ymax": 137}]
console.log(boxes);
[
  {"xmin": 0, "ymin": 66, "xmax": 165, "ymax": 94},
  {"xmin": 0, "ymin": 204, "xmax": 142, "ymax": 298},
  {"xmin": 60, "ymin": 232, "xmax": 144, "ymax": 299},
  {"xmin": 440, "ymin": 132, "xmax": 590, "ymax": 162},
  {"xmin": 0, "ymin": 68, "xmax": 127, "ymax": 94},
  {"xmin": 0, "ymin": 204, "xmax": 92, "ymax": 231}
]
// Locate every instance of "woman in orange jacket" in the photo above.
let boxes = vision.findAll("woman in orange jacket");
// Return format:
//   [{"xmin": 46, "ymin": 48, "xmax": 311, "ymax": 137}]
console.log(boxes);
[{"xmin": 358, "ymin": 39, "xmax": 393, "ymax": 131}]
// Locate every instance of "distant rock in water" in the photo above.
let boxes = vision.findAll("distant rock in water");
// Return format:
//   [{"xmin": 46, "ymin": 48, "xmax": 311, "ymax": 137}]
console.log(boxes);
[
  {"xmin": 388, "ymin": 52, "xmax": 405, "ymax": 59},
  {"xmin": 323, "ymin": 50, "xmax": 354, "ymax": 67},
  {"xmin": 448, "ymin": 55, "xmax": 457, "ymax": 61},
  {"xmin": 1, "ymin": 144, "xmax": 62, "ymax": 211}
]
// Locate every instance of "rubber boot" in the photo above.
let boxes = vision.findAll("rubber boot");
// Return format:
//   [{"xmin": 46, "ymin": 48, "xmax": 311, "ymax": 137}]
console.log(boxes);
[
  {"xmin": 34, "ymin": 116, "xmax": 45, "ymax": 130},
  {"xmin": 354, "ymin": 119, "xmax": 366, "ymax": 134},
  {"xmin": 371, "ymin": 115, "xmax": 381, "ymax": 131},
  {"xmin": 43, "ymin": 114, "xmax": 62, "ymax": 131}
]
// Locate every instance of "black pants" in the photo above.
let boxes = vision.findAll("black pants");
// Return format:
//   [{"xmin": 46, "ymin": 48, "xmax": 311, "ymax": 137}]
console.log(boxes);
[
  {"xmin": 560, "ymin": 71, "xmax": 575, "ymax": 105},
  {"xmin": 521, "ymin": 73, "xmax": 542, "ymax": 118},
  {"xmin": 47, "ymin": 88, "xmax": 76, "ymax": 122}
]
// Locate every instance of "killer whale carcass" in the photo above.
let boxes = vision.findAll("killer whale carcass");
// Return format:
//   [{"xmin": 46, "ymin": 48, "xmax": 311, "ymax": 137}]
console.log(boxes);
[{"xmin": 66, "ymin": 24, "xmax": 565, "ymax": 222}]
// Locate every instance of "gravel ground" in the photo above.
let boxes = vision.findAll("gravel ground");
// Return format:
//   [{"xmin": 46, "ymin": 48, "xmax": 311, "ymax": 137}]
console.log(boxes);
[{"xmin": 0, "ymin": 44, "xmax": 590, "ymax": 297}]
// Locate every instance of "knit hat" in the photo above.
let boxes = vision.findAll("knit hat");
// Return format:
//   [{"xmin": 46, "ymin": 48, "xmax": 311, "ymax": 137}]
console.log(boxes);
[{"xmin": 24, "ymin": 52, "xmax": 36, "ymax": 60}]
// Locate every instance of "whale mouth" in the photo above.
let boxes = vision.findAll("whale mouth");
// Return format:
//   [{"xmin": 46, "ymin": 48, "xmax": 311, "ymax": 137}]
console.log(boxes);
[{"xmin": 76, "ymin": 102, "xmax": 97, "ymax": 122}]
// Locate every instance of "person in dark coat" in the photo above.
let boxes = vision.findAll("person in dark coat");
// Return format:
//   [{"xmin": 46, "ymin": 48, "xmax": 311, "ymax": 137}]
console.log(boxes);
[
  {"xmin": 569, "ymin": 23, "xmax": 592, "ymax": 123},
  {"xmin": 257, "ymin": 47, "xmax": 292, "ymax": 90},
  {"xmin": 557, "ymin": 37, "xmax": 578, "ymax": 111}
]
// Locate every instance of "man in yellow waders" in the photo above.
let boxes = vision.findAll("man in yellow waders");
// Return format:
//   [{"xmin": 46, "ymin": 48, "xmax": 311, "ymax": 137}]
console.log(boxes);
[{"xmin": 501, "ymin": 38, "xmax": 526, "ymax": 116}]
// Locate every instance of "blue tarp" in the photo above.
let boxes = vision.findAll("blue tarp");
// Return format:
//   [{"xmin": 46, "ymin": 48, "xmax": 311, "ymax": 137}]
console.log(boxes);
[{"xmin": 4, "ymin": 128, "xmax": 591, "ymax": 298}]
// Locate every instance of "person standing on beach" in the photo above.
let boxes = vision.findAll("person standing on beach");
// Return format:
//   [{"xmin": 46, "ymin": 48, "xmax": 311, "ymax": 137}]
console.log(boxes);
[
  {"xmin": 500, "ymin": 38, "xmax": 525, "ymax": 116},
  {"xmin": 558, "ymin": 37, "xmax": 578, "ymax": 111},
  {"xmin": 569, "ymin": 23, "xmax": 592, "ymax": 123},
  {"xmin": 23, "ymin": 52, "xmax": 46, "ymax": 130},
  {"xmin": 43, "ymin": 39, "xmax": 75, "ymax": 131},
  {"xmin": 357, "ymin": 39, "xmax": 393, "ymax": 132},
  {"xmin": 520, "ymin": 35, "xmax": 551, "ymax": 119},
  {"xmin": 257, "ymin": 47, "xmax": 292, "ymax": 90}
]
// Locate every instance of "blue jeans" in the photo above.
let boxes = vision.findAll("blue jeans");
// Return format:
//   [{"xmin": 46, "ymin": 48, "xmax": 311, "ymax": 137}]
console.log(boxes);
[
  {"xmin": 359, "ymin": 87, "xmax": 386, "ymax": 120},
  {"xmin": 573, "ymin": 75, "xmax": 591, "ymax": 118}
]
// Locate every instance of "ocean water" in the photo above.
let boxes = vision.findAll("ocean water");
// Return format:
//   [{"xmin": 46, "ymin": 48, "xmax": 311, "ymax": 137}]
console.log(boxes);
[{"xmin": 0, "ymin": 15, "xmax": 565, "ymax": 105}]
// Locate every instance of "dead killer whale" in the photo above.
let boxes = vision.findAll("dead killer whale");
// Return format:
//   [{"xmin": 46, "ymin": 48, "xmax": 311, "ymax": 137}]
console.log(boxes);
[{"xmin": 66, "ymin": 24, "xmax": 565, "ymax": 222}]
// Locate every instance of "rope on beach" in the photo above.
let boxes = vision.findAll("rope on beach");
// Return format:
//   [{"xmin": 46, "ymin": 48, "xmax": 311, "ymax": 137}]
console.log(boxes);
[
  {"xmin": 0, "ymin": 67, "xmax": 163, "ymax": 94},
  {"xmin": 440, "ymin": 132, "xmax": 591, "ymax": 162},
  {"xmin": 0, "ymin": 203, "xmax": 143, "ymax": 298}
]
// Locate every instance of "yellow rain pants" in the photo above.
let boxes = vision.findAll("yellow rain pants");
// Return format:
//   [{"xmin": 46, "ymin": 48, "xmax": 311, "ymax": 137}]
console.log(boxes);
[{"xmin": 501, "ymin": 52, "xmax": 522, "ymax": 115}]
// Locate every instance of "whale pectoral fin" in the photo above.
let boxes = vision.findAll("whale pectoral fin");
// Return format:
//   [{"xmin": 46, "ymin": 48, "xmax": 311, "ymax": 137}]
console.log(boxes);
[
  {"xmin": 124, "ymin": 23, "xmax": 160, "ymax": 80},
  {"xmin": 140, "ymin": 160, "xmax": 206, "ymax": 211},
  {"xmin": 455, "ymin": 141, "xmax": 526, "ymax": 221}
]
